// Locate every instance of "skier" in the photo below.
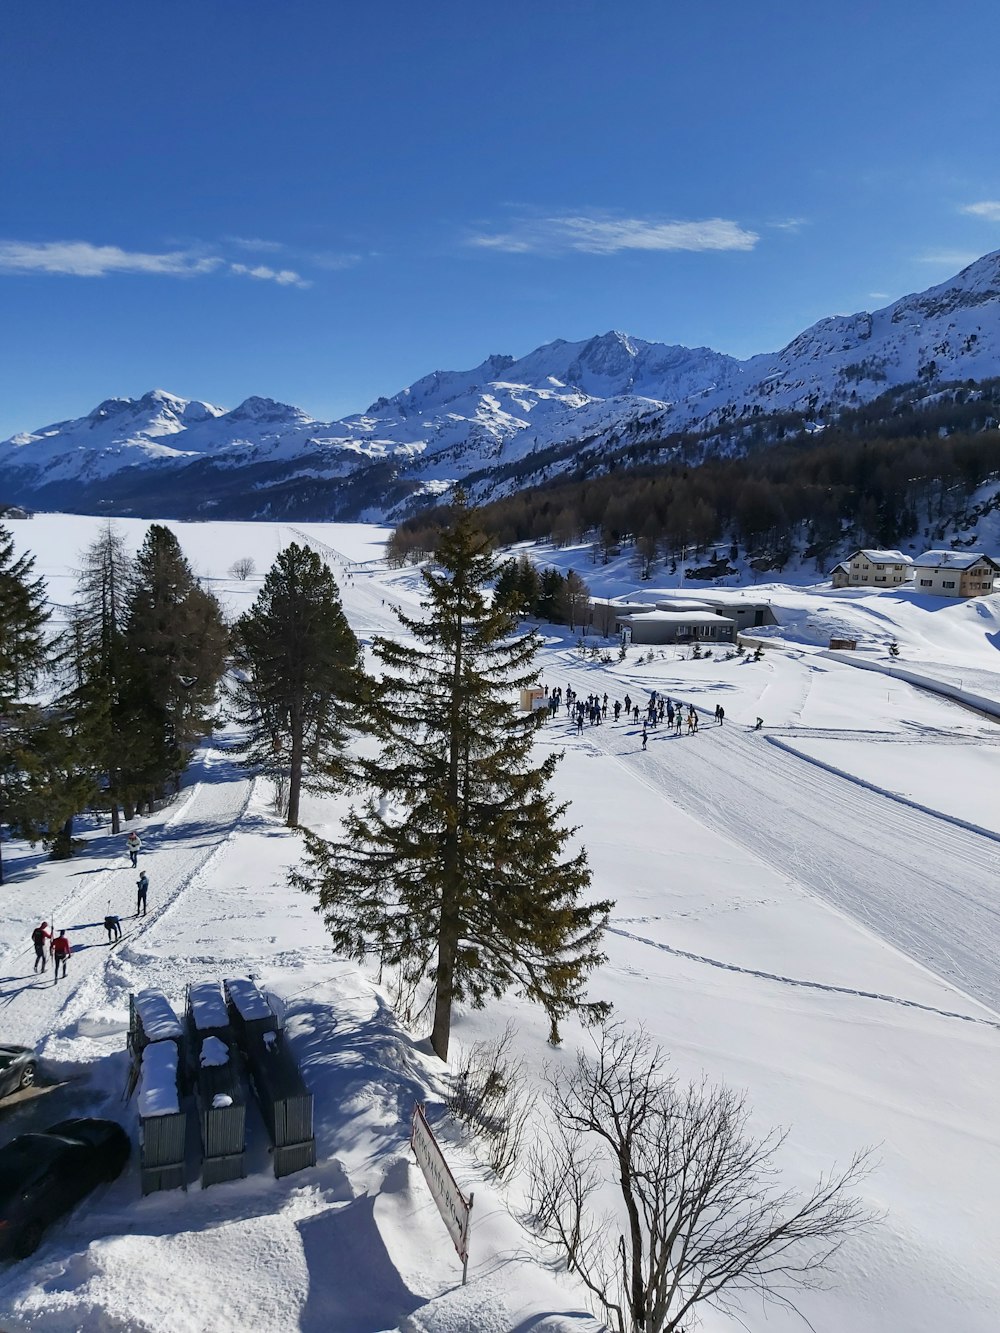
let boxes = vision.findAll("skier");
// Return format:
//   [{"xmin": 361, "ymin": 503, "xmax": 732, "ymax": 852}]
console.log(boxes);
[
  {"xmin": 51, "ymin": 930, "xmax": 71, "ymax": 982},
  {"xmin": 32, "ymin": 920, "xmax": 51, "ymax": 973},
  {"xmin": 613, "ymin": 700, "xmax": 621, "ymax": 721},
  {"xmin": 717, "ymin": 705, "xmax": 725, "ymax": 725},
  {"xmin": 633, "ymin": 705, "xmax": 640, "ymax": 724},
  {"xmin": 104, "ymin": 914, "xmax": 122, "ymax": 943},
  {"xmin": 126, "ymin": 830, "xmax": 142, "ymax": 868},
  {"xmin": 136, "ymin": 870, "xmax": 149, "ymax": 916},
  {"xmin": 624, "ymin": 694, "xmax": 631, "ymax": 715},
  {"xmin": 666, "ymin": 701, "xmax": 674, "ymax": 727},
  {"xmin": 641, "ymin": 726, "xmax": 648, "ymax": 751},
  {"xmin": 755, "ymin": 717, "xmax": 764, "ymax": 731},
  {"xmin": 576, "ymin": 712, "xmax": 584, "ymax": 735}
]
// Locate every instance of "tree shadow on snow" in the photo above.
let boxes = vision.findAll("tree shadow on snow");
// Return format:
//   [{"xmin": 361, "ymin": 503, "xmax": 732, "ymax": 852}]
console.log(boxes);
[{"xmin": 297, "ymin": 1194, "xmax": 423, "ymax": 1333}]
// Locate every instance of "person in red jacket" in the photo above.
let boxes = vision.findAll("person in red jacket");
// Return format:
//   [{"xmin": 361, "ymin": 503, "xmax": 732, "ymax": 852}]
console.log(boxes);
[{"xmin": 50, "ymin": 930, "xmax": 71, "ymax": 982}]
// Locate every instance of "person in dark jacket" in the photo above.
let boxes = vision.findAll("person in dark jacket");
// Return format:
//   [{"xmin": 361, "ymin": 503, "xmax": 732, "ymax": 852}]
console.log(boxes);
[
  {"xmin": 104, "ymin": 914, "xmax": 122, "ymax": 943},
  {"xmin": 51, "ymin": 930, "xmax": 71, "ymax": 981},
  {"xmin": 136, "ymin": 871, "xmax": 149, "ymax": 916},
  {"xmin": 32, "ymin": 921, "xmax": 51, "ymax": 973}
]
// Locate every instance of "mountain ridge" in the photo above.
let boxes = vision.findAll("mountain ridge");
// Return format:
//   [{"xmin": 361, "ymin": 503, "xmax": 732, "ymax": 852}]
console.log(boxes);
[{"xmin": 4, "ymin": 250, "xmax": 1000, "ymax": 520}]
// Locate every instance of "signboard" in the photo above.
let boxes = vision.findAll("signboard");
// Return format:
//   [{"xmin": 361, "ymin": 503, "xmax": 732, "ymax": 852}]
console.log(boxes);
[{"xmin": 411, "ymin": 1103, "xmax": 474, "ymax": 1280}]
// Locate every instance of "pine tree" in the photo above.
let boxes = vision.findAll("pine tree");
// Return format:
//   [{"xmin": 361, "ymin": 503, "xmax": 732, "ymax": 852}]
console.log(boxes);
[
  {"xmin": 291, "ymin": 497, "xmax": 611, "ymax": 1061},
  {"xmin": 125, "ymin": 524, "xmax": 228, "ymax": 797},
  {"xmin": 66, "ymin": 524, "xmax": 143, "ymax": 833},
  {"xmin": 0, "ymin": 524, "xmax": 52, "ymax": 882},
  {"xmin": 229, "ymin": 543, "xmax": 362, "ymax": 826}
]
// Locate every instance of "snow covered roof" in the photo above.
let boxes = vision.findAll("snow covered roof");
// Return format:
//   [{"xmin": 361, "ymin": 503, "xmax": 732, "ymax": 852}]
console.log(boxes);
[
  {"xmin": 617, "ymin": 609, "xmax": 735, "ymax": 625},
  {"xmin": 225, "ymin": 977, "xmax": 274, "ymax": 1022},
  {"xmin": 850, "ymin": 549, "xmax": 912, "ymax": 565},
  {"xmin": 912, "ymin": 550, "xmax": 999, "ymax": 570},
  {"xmin": 654, "ymin": 599, "xmax": 713, "ymax": 611},
  {"xmin": 199, "ymin": 1035, "xmax": 231, "ymax": 1068},
  {"xmin": 188, "ymin": 981, "xmax": 230, "ymax": 1033},
  {"xmin": 133, "ymin": 989, "xmax": 183, "ymax": 1043},
  {"xmin": 830, "ymin": 562, "xmax": 851, "ymax": 574},
  {"xmin": 138, "ymin": 1040, "xmax": 179, "ymax": 1117}
]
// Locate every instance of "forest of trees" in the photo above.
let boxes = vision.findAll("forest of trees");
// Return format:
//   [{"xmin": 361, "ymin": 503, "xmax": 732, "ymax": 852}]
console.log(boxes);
[
  {"xmin": 0, "ymin": 522, "xmax": 229, "ymax": 873},
  {"xmin": 387, "ymin": 421, "xmax": 1000, "ymax": 578}
]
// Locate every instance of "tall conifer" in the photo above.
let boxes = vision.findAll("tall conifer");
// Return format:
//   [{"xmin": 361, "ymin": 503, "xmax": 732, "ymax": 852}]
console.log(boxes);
[
  {"xmin": 229, "ymin": 543, "xmax": 361, "ymax": 826},
  {"xmin": 292, "ymin": 496, "xmax": 611, "ymax": 1060}
]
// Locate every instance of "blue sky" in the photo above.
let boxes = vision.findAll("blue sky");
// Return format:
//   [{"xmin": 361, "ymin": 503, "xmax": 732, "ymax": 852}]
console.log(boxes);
[{"xmin": 2, "ymin": 0, "xmax": 1000, "ymax": 436}]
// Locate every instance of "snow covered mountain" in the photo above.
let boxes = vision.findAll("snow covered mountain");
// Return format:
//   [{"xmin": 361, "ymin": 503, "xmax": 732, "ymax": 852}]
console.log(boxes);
[{"xmin": 4, "ymin": 250, "xmax": 1000, "ymax": 520}]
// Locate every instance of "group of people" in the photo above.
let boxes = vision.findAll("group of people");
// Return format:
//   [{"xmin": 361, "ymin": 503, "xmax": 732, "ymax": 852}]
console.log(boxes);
[
  {"xmin": 539, "ymin": 682, "xmax": 739, "ymax": 751},
  {"xmin": 30, "ymin": 923, "xmax": 72, "ymax": 980},
  {"xmin": 28, "ymin": 829, "xmax": 151, "ymax": 985}
]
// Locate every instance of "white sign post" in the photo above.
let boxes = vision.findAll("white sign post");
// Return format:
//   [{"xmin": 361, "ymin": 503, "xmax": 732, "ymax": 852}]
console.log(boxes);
[{"xmin": 411, "ymin": 1102, "xmax": 474, "ymax": 1284}]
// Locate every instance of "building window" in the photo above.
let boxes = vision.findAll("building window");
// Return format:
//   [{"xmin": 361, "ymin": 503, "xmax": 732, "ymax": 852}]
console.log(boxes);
[
  {"xmin": 919, "ymin": 579, "xmax": 932, "ymax": 587},
  {"xmin": 943, "ymin": 580, "xmax": 956, "ymax": 589}
]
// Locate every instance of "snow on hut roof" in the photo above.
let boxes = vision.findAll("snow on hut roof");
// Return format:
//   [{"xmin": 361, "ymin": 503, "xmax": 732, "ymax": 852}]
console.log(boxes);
[
  {"xmin": 138, "ymin": 1039, "xmax": 179, "ymax": 1117},
  {"xmin": 225, "ymin": 977, "xmax": 274, "ymax": 1022},
  {"xmin": 189, "ymin": 981, "xmax": 230, "ymax": 1032},
  {"xmin": 617, "ymin": 609, "xmax": 735, "ymax": 625},
  {"xmin": 654, "ymin": 599, "xmax": 713, "ymax": 612},
  {"xmin": 134, "ymin": 989, "xmax": 183, "ymax": 1043},
  {"xmin": 912, "ymin": 550, "xmax": 998, "ymax": 570},
  {"xmin": 853, "ymin": 549, "xmax": 912, "ymax": 564}
]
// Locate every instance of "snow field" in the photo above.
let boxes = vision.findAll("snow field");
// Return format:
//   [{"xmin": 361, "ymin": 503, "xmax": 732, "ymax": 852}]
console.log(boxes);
[{"xmin": 0, "ymin": 514, "xmax": 997, "ymax": 1331}]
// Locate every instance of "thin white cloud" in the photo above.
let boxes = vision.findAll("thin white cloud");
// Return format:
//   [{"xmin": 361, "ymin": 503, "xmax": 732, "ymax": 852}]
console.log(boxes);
[
  {"xmin": 309, "ymin": 250, "xmax": 364, "ymax": 271},
  {"xmin": 468, "ymin": 213, "xmax": 759, "ymax": 255},
  {"xmin": 916, "ymin": 249, "xmax": 982, "ymax": 268},
  {"xmin": 229, "ymin": 262, "xmax": 311, "ymax": 288},
  {"xmin": 0, "ymin": 240, "xmax": 221, "ymax": 278},
  {"xmin": 960, "ymin": 200, "xmax": 1000, "ymax": 222},
  {"xmin": 768, "ymin": 216, "xmax": 809, "ymax": 233},
  {"xmin": 226, "ymin": 235, "xmax": 288, "ymax": 253}
]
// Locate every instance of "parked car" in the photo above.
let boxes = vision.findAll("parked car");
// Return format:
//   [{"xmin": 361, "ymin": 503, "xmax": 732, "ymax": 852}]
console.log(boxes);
[
  {"xmin": 0, "ymin": 1118, "xmax": 130, "ymax": 1259},
  {"xmin": 0, "ymin": 1046, "xmax": 36, "ymax": 1100}
]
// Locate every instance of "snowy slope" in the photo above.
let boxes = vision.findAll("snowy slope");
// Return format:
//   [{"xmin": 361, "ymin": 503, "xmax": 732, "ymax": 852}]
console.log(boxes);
[
  {"xmin": 3, "ymin": 251, "xmax": 1000, "ymax": 518},
  {"xmin": 0, "ymin": 515, "xmax": 998, "ymax": 1332}
]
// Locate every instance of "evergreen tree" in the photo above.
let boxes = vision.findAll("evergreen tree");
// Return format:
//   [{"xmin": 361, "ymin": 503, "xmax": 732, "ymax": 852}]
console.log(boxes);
[
  {"xmin": 229, "ymin": 543, "xmax": 362, "ymax": 826},
  {"xmin": 0, "ymin": 525, "xmax": 52, "ymax": 882},
  {"xmin": 125, "ymin": 525, "xmax": 228, "ymax": 796},
  {"xmin": 291, "ymin": 497, "xmax": 611, "ymax": 1061},
  {"xmin": 65, "ymin": 524, "xmax": 142, "ymax": 833}
]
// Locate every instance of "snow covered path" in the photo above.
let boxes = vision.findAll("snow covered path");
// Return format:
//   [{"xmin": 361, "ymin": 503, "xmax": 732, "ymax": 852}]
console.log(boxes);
[
  {"xmin": 553, "ymin": 658, "xmax": 1000, "ymax": 1016},
  {"xmin": 0, "ymin": 747, "xmax": 253, "ymax": 1053}
]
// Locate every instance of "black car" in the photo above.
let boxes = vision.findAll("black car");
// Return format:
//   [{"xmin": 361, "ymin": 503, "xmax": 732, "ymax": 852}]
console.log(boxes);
[
  {"xmin": 0, "ymin": 1046, "xmax": 36, "ymax": 1100},
  {"xmin": 0, "ymin": 1118, "xmax": 130, "ymax": 1259}
]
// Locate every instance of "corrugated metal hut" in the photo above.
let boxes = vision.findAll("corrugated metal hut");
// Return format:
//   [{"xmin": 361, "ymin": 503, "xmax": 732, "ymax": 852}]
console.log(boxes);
[
  {"xmin": 186, "ymin": 981, "xmax": 233, "ymax": 1055},
  {"xmin": 245, "ymin": 1029, "xmax": 315, "ymax": 1178},
  {"xmin": 196, "ymin": 1035, "xmax": 247, "ymax": 1187},
  {"xmin": 224, "ymin": 977, "xmax": 279, "ymax": 1043},
  {"xmin": 129, "ymin": 989, "xmax": 183, "ymax": 1057},
  {"xmin": 137, "ymin": 1040, "xmax": 186, "ymax": 1195}
]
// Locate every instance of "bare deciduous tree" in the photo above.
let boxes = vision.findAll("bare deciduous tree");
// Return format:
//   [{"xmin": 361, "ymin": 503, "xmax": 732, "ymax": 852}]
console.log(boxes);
[
  {"xmin": 446, "ymin": 1023, "xmax": 536, "ymax": 1180},
  {"xmin": 229, "ymin": 556, "xmax": 256, "ymax": 581},
  {"xmin": 528, "ymin": 1025, "xmax": 877, "ymax": 1333}
]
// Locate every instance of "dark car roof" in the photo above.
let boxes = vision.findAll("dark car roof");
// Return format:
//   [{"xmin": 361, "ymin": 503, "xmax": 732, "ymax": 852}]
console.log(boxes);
[{"xmin": 0, "ymin": 1045, "xmax": 31, "ymax": 1057}]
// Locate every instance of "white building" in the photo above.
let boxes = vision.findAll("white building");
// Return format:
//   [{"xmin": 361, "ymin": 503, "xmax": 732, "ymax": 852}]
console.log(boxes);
[
  {"xmin": 911, "ymin": 551, "xmax": 1000, "ymax": 598},
  {"xmin": 830, "ymin": 549, "xmax": 912, "ymax": 588}
]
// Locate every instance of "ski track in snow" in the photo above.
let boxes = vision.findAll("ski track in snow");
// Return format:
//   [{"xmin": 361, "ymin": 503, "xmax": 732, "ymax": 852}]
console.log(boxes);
[
  {"xmin": 0, "ymin": 749, "xmax": 254, "ymax": 1052},
  {"xmin": 606, "ymin": 925, "xmax": 1000, "ymax": 1031},
  {"xmin": 553, "ymin": 655, "xmax": 1000, "ymax": 1016}
]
